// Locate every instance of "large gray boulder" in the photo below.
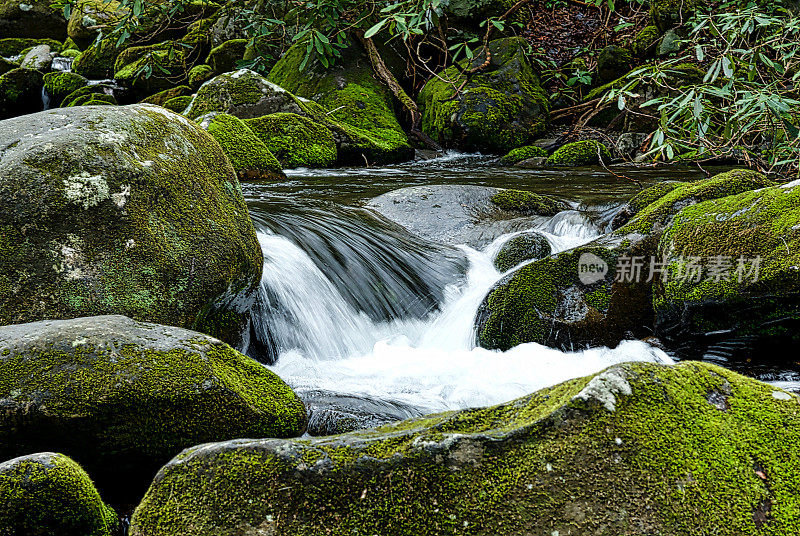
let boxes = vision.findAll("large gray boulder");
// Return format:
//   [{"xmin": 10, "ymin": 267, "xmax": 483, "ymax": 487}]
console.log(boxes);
[
  {"xmin": 366, "ymin": 184, "xmax": 567, "ymax": 248},
  {"xmin": 0, "ymin": 315, "xmax": 307, "ymax": 504},
  {"xmin": 130, "ymin": 361, "xmax": 800, "ymax": 535},
  {"xmin": 0, "ymin": 105, "xmax": 263, "ymax": 345}
]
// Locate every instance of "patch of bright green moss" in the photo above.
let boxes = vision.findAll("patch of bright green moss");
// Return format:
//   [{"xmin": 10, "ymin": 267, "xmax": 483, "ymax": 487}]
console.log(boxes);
[{"xmin": 246, "ymin": 112, "xmax": 337, "ymax": 168}]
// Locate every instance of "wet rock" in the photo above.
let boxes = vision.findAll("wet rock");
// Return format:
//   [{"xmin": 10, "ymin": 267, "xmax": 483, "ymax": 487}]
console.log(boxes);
[
  {"xmin": 302, "ymin": 390, "xmax": 424, "ymax": 436},
  {"xmin": 493, "ymin": 231, "xmax": 551, "ymax": 272},
  {"xmin": 597, "ymin": 45, "xmax": 632, "ymax": 83},
  {"xmin": 419, "ymin": 37, "xmax": 549, "ymax": 153},
  {"xmin": 130, "ymin": 361, "xmax": 800, "ymax": 535},
  {"xmin": 0, "ymin": 104, "xmax": 263, "ymax": 345},
  {"xmin": 0, "ymin": 452, "xmax": 118, "ymax": 536},
  {"xmin": 498, "ymin": 144, "xmax": 547, "ymax": 165},
  {"xmin": 0, "ymin": 315, "xmax": 307, "ymax": 503},
  {"xmin": 615, "ymin": 132, "xmax": 648, "ymax": 158},
  {"xmin": 655, "ymin": 179, "xmax": 800, "ymax": 359},
  {"xmin": 366, "ymin": 184, "xmax": 567, "ymax": 248}
]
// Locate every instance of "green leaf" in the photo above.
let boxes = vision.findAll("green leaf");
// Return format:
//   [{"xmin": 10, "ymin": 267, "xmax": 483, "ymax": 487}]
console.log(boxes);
[{"xmin": 364, "ymin": 19, "xmax": 387, "ymax": 38}]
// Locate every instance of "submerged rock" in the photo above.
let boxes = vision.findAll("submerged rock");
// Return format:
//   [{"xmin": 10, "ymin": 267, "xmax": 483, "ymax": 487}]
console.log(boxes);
[
  {"xmin": 419, "ymin": 37, "xmax": 549, "ymax": 153},
  {"xmin": 0, "ymin": 452, "xmax": 117, "ymax": 536},
  {"xmin": 0, "ymin": 315, "xmax": 307, "ymax": 503},
  {"xmin": 656, "ymin": 179, "xmax": 800, "ymax": 359},
  {"xmin": 366, "ymin": 184, "xmax": 567, "ymax": 248},
  {"xmin": 475, "ymin": 169, "xmax": 775, "ymax": 351},
  {"xmin": 130, "ymin": 361, "xmax": 800, "ymax": 535},
  {"xmin": 0, "ymin": 105, "xmax": 263, "ymax": 345}
]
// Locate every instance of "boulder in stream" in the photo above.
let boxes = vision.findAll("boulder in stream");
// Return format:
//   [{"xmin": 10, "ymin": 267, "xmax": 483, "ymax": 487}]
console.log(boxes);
[
  {"xmin": 0, "ymin": 452, "xmax": 118, "ymax": 536},
  {"xmin": 129, "ymin": 361, "xmax": 800, "ymax": 535},
  {"xmin": 0, "ymin": 315, "xmax": 307, "ymax": 504},
  {"xmin": 0, "ymin": 104, "xmax": 263, "ymax": 345},
  {"xmin": 366, "ymin": 184, "xmax": 568, "ymax": 248}
]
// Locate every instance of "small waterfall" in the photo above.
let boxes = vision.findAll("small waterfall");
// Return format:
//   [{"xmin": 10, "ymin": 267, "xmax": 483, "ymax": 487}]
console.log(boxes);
[
  {"xmin": 41, "ymin": 87, "xmax": 51, "ymax": 111},
  {"xmin": 248, "ymin": 200, "xmax": 672, "ymax": 432},
  {"xmin": 51, "ymin": 56, "xmax": 73, "ymax": 72}
]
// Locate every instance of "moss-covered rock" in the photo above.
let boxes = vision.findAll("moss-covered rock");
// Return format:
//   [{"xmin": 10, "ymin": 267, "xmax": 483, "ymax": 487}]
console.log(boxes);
[
  {"xmin": 610, "ymin": 180, "xmax": 685, "ymax": 229},
  {"xmin": 246, "ymin": 112, "xmax": 337, "ymax": 168},
  {"xmin": 0, "ymin": 67, "xmax": 44, "ymax": 119},
  {"xmin": 60, "ymin": 83, "xmax": 116, "ymax": 107},
  {"xmin": 268, "ymin": 40, "xmax": 413, "ymax": 165},
  {"xmin": 163, "ymin": 94, "xmax": 192, "ymax": 113},
  {"xmin": 0, "ymin": 104, "xmax": 263, "ymax": 345},
  {"xmin": 67, "ymin": 0, "xmax": 125, "ymax": 49},
  {"xmin": 0, "ymin": 0, "xmax": 67, "ymax": 40},
  {"xmin": 199, "ymin": 112, "xmax": 285, "ymax": 180},
  {"xmin": 489, "ymin": 188, "xmax": 567, "ymax": 215},
  {"xmin": 0, "ymin": 37, "xmax": 61, "ymax": 57},
  {"xmin": 206, "ymin": 38, "xmax": 247, "ymax": 73},
  {"xmin": 43, "ymin": 70, "xmax": 88, "ymax": 106},
  {"xmin": 20, "ymin": 44, "xmax": 54, "ymax": 71},
  {"xmin": 494, "ymin": 231, "xmax": 551, "ymax": 272},
  {"xmin": 130, "ymin": 360, "xmax": 800, "ymax": 535},
  {"xmin": 0, "ymin": 452, "xmax": 117, "ymax": 536},
  {"xmin": 140, "ymin": 84, "xmax": 191, "ymax": 106},
  {"xmin": 418, "ymin": 37, "xmax": 549, "ymax": 153},
  {"xmin": 0, "ymin": 57, "xmax": 16, "ymax": 77},
  {"xmin": 651, "ymin": 0, "xmax": 702, "ymax": 32},
  {"xmin": 188, "ymin": 63, "xmax": 214, "ymax": 88},
  {"xmin": 476, "ymin": 169, "xmax": 778, "ymax": 351},
  {"xmin": 630, "ymin": 25, "xmax": 661, "ymax": 57},
  {"xmin": 596, "ymin": 45, "xmax": 632, "ymax": 83},
  {"xmin": 72, "ymin": 37, "xmax": 120, "ymax": 79},
  {"xmin": 546, "ymin": 140, "xmax": 612, "ymax": 166},
  {"xmin": 185, "ymin": 68, "xmax": 313, "ymax": 120},
  {"xmin": 618, "ymin": 169, "xmax": 774, "ymax": 235},
  {"xmin": 60, "ymin": 48, "xmax": 81, "ymax": 59},
  {"xmin": 0, "ymin": 315, "xmax": 307, "ymax": 503},
  {"xmin": 113, "ymin": 42, "xmax": 191, "ymax": 97},
  {"xmin": 655, "ymin": 179, "xmax": 800, "ymax": 358},
  {"xmin": 498, "ymin": 144, "xmax": 547, "ymax": 165}
]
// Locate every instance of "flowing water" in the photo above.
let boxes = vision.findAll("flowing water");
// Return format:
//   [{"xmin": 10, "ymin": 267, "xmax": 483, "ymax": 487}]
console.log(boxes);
[{"xmin": 243, "ymin": 153, "xmax": 800, "ymax": 434}]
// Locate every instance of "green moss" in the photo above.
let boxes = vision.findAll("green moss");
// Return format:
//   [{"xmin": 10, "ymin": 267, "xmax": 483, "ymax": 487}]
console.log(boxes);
[
  {"xmin": 630, "ymin": 25, "xmax": 661, "ymax": 56},
  {"xmin": 140, "ymin": 85, "xmax": 191, "ymax": 106},
  {"xmin": 205, "ymin": 113, "xmax": 285, "ymax": 180},
  {"xmin": 60, "ymin": 48, "xmax": 81, "ymax": 59},
  {"xmin": 114, "ymin": 42, "xmax": 190, "ymax": 96},
  {"xmin": 71, "ymin": 37, "xmax": 119, "ymax": 79},
  {"xmin": 0, "ymin": 67, "xmax": 44, "ymax": 119},
  {"xmin": 131, "ymin": 361, "xmax": 800, "ymax": 535},
  {"xmin": 188, "ymin": 63, "xmax": 214, "ymax": 88},
  {"xmin": 66, "ymin": 92, "xmax": 117, "ymax": 107},
  {"xmin": 0, "ymin": 38, "xmax": 61, "ymax": 57},
  {"xmin": 246, "ymin": 113, "xmax": 337, "ymax": 168},
  {"xmin": 0, "ymin": 453, "xmax": 117, "ymax": 536},
  {"xmin": 654, "ymin": 180, "xmax": 800, "ymax": 343},
  {"xmin": 596, "ymin": 45, "xmax": 632, "ymax": 82},
  {"xmin": 619, "ymin": 168, "xmax": 774, "ymax": 235},
  {"xmin": 418, "ymin": 37, "xmax": 549, "ymax": 153},
  {"xmin": 546, "ymin": 140, "xmax": 612, "ymax": 166},
  {"xmin": 628, "ymin": 180, "xmax": 685, "ymax": 213},
  {"xmin": 163, "ymin": 95, "xmax": 193, "ymax": 113},
  {"xmin": 60, "ymin": 84, "xmax": 113, "ymax": 107},
  {"xmin": 651, "ymin": 0, "xmax": 702, "ymax": 32},
  {"xmin": 43, "ymin": 71, "xmax": 88, "ymax": 103},
  {"xmin": 489, "ymin": 189, "xmax": 567, "ymax": 216},
  {"xmin": 498, "ymin": 145, "xmax": 547, "ymax": 165},
  {"xmin": 494, "ymin": 232, "xmax": 551, "ymax": 272},
  {"xmin": 0, "ymin": 316, "xmax": 307, "ymax": 503},
  {"xmin": 206, "ymin": 39, "xmax": 247, "ymax": 73}
]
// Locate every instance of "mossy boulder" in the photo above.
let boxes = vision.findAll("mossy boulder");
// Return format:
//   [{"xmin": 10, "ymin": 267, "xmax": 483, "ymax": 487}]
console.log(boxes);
[
  {"xmin": 0, "ymin": 315, "xmax": 307, "ymax": 503},
  {"xmin": 130, "ymin": 360, "xmax": 800, "ymax": 535},
  {"xmin": 67, "ymin": 0, "xmax": 125, "ymax": 49},
  {"xmin": 199, "ymin": 113, "xmax": 285, "ymax": 180},
  {"xmin": 140, "ymin": 84, "xmax": 191, "ymax": 106},
  {"xmin": 494, "ymin": 231, "xmax": 551, "ymax": 272},
  {"xmin": 546, "ymin": 140, "xmax": 612, "ymax": 166},
  {"xmin": 651, "ymin": 0, "xmax": 701, "ymax": 32},
  {"xmin": 498, "ymin": 144, "xmax": 547, "ymax": 165},
  {"xmin": 43, "ymin": 70, "xmax": 88, "ymax": 106},
  {"xmin": 0, "ymin": 67, "xmax": 44, "ymax": 119},
  {"xmin": 246, "ymin": 112, "xmax": 337, "ymax": 168},
  {"xmin": 188, "ymin": 63, "xmax": 214, "ymax": 88},
  {"xmin": 596, "ymin": 45, "xmax": 632, "ymax": 83},
  {"xmin": 0, "ymin": 0, "xmax": 67, "ymax": 40},
  {"xmin": 630, "ymin": 25, "xmax": 660, "ymax": 57},
  {"xmin": 489, "ymin": 188, "xmax": 566, "ymax": 215},
  {"xmin": 0, "ymin": 452, "xmax": 117, "ymax": 536},
  {"xmin": 163, "ymin": 95, "xmax": 192, "ymax": 113},
  {"xmin": 185, "ymin": 69, "xmax": 314, "ymax": 120},
  {"xmin": 0, "ymin": 37, "xmax": 61, "ymax": 57},
  {"xmin": 113, "ymin": 42, "xmax": 191, "ymax": 98},
  {"xmin": 60, "ymin": 84, "xmax": 116, "ymax": 107},
  {"xmin": 610, "ymin": 180, "xmax": 685, "ymax": 229},
  {"xmin": 72, "ymin": 37, "xmax": 120, "ymax": 79},
  {"xmin": 418, "ymin": 37, "xmax": 549, "ymax": 153},
  {"xmin": 0, "ymin": 104, "xmax": 263, "ymax": 345},
  {"xmin": 0, "ymin": 57, "xmax": 16, "ymax": 77},
  {"xmin": 20, "ymin": 44, "xmax": 54, "ymax": 71},
  {"xmin": 268, "ymin": 40, "xmax": 413, "ymax": 165},
  {"xmin": 206, "ymin": 38, "xmax": 247, "ymax": 73},
  {"xmin": 655, "ymin": 180, "xmax": 800, "ymax": 358}
]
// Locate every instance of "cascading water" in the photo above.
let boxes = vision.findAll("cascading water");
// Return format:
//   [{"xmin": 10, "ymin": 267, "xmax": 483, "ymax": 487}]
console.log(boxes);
[{"xmin": 247, "ymin": 195, "xmax": 672, "ymax": 434}]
